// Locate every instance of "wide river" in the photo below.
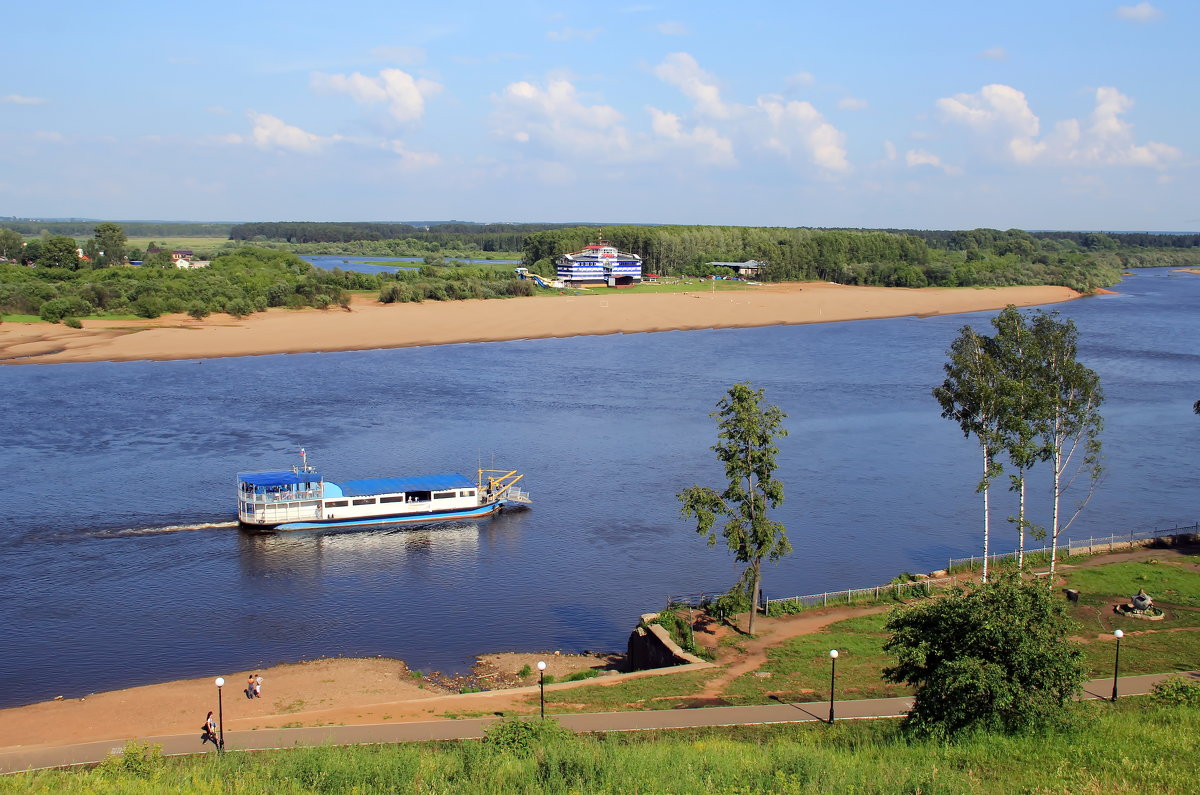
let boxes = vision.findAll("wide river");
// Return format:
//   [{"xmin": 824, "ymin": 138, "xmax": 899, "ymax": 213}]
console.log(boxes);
[{"xmin": 1, "ymin": 268, "xmax": 1196, "ymax": 707}]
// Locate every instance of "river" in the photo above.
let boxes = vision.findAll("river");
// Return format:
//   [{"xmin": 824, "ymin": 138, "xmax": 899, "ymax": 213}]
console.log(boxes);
[{"xmin": 0, "ymin": 268, "xmax": 1195, "ymax": 707}]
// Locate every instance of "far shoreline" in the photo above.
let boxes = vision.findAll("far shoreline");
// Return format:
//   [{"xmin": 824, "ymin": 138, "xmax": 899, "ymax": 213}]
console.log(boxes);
[{"xmin": 0, "ymin": 282, "xmax": 1086, "ymax": 366}]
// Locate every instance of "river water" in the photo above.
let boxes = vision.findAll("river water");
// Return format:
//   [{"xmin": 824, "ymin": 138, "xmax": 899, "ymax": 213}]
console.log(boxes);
[{"xmin": 0, "ymin": 269, "xmax": 1196, "ymax": 707}]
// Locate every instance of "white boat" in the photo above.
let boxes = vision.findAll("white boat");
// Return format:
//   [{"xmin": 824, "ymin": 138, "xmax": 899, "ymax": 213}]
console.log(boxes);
[
  {"xmin": 556, "ymin": 239, "xmax": 643, "ymax": 287},
  {"xmin": 237, "ymin": 451, "xmax": 530, "ymax": 531}
]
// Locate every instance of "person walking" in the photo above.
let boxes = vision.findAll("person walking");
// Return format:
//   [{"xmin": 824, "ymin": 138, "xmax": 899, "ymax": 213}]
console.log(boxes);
[
  {"xmin": 201, "ymin": 711, "xmax": 219, "ymax": 748},
  {"xmin": 246, "ymin": 674, "xmax": 256, "ymax": 699}
]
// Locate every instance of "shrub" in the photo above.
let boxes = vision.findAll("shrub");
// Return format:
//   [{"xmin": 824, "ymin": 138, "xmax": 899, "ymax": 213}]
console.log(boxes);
[
  {"xmin": 132, "ymin": 295, "xmax": 164, "ymax": 319},
  {"xmin": 1149, "ymin": 677, "xmax": 1200, "ymax": 707},
  {"xmin": 63, "ymin": 317, "xmax": 82, "ymax": 329},
  {"xmin": 39, "ymin": 296, "xmax": 95, "ymax": 323},
  {"xmin": 95, "ymin": 740, "xmax": 164, "ymax": 779},
  {"xmin": 518, "ymin": 664, "xmax": 532, "ymax": 678},
  {"xmin": 187, "ymin": 304, "xmax": 211, "ymax": 320},
  {"xmin": 483, "ymin": 717, "xmax": 572, "ymax": 756}
]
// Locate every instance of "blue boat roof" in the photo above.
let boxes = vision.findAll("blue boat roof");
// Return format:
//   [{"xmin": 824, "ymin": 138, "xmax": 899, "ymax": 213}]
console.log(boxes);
[
  {"xmin": 337, "ymin": 473, "xmax": 475, "ymax": 497},
  {"xmin": 238, "ymin": 470, "xmax": 324, "ymax": 487}
]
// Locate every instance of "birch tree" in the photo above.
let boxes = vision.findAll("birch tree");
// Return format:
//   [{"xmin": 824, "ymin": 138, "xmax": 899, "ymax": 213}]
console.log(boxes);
[
  {"xmin": 678, "ymin": 382, "xmax": 790, "ymax": 635},
  {"xmin": 933, "ymin": 325, "xmax": 1004, "ymax": 582},
  {"xmin": 1031, "ymin": 311, "xmax": 1103, "ymax": 578}
]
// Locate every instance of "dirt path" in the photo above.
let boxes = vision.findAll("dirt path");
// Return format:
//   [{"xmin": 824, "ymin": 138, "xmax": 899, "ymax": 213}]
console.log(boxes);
[{"xmin": 695, "ymin": 605, "xmax": 891, "ymax": 700}]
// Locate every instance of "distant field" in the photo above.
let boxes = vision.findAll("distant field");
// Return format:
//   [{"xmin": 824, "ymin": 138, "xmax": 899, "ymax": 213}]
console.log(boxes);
[{"xmin": 123, "ymin": 236, "xmax": 231, "ymax": 251}]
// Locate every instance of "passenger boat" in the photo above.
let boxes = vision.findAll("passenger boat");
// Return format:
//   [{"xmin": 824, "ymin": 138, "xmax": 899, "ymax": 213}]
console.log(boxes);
[
  {"xmin": 556, "ymin": 238, "xmax": 643, "ymax": 287},
  {"xmin": 237, "ymin": 450, "xmax": 530, "ymax": 531}
]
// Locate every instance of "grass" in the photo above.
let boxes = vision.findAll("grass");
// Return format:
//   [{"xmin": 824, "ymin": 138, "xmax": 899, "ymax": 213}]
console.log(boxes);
[
  {"xmin": 5, "ymin": 700, "xmax": 1198, "ymax": 794},
  {"xmin": 543, "ymin": 669, "xmax": 718, "ymax": 713},
  {"xmin": 1064, "ymin": 559, "xmax": 1200, "ymax": 608}
]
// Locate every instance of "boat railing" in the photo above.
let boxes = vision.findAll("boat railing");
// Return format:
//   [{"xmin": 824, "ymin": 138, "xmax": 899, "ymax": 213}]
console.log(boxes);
[{"xmin": 241, "ymin": 489, "xmax": 322, "ymax": 504}]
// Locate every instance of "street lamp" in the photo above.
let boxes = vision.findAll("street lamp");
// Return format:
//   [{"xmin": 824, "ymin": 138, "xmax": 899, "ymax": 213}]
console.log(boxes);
[
  {"xmin": 214, "ymin": 677, "xmax": 226, "ymax": 752},
  {"xmin": 828, "ymin": 649, "xmax": 839, "ymax": 724},
  {"xmin": 536, "ymin": 660, "xmax": 547, "ymax": 719},
  {"xmin": 1110, "ymin": 629, "xmax": 1124, "ymax": 702}
]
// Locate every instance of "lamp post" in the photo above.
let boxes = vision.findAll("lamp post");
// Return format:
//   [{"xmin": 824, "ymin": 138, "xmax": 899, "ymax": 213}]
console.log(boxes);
[
  {"xmin": 536, "ymin": 661, "xmax": 547, "ymax": 719},
  {"xmin": 1110, "ymin": 629, "xmax": 1123, "ymax": 702},
  {"xmin": 214, "ymin": 677, "xmax": 226, "ymax": 752},
  {"xmin": 828, "ymin": 649, "xmax": 839, "ymax": 724}
]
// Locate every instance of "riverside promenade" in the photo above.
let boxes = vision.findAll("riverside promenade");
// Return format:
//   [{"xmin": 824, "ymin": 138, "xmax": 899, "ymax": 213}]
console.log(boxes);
[{"xmin": 2, "ymin": 672, "xmax": 1193, "ymax": 774}]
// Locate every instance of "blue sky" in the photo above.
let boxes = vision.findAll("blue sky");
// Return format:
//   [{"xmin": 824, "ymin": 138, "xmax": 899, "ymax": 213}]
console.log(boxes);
[{"xmin": 2, "ymin": 1, "xmax": 1194, "ymax": 230}]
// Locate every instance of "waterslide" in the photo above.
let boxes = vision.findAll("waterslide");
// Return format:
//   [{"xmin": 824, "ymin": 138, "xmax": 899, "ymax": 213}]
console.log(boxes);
[{"xmin": 514, "ymin": 267, "xmax": 560, "ymax": 289}]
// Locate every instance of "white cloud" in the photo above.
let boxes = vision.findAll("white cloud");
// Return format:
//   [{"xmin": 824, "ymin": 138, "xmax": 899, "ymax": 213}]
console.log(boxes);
[
  {"xmin": 311, "ymin": 68, "xmax": 441, "ymax": 123},
  {"xmin": 247, "ymin": 112, "xmax": 331, "ymax": 154},
  {"xmin": 785, "ymin": 72, "xmax": 816, "ymax": 90},
  {"xmin": 385, "ymin": 139, "xmax": 440, "ymax": 169},
  {"xmin": 757, "ymin": 96, "xmax": 849, "ymax": 171},
  {"xmin": 655, "ymin": 21, "xmax": 689, "ymax": 35},
  {"xmin": 1115, "ymin": 2, "xmax": 1162, "ymax": 23},
  {"xmin": 647, "ymin": 107, "xmax": 735, "ymax": 166},
  {"xmin": 3, "ymin": 94, "xmax": 47, "ymax": 105},
  {"xmin": 883, "ymin": 140, "xmax": 898, "ymax": 161},
  {"xmin": 838, "ymin": 97, "xmax": 868, "ymax": 111},
  {"xmin": 978, "ymin": 46, "xmax": 1008, "ymax": 61},
  {"xmin": 654, "ymin": 52, "xmax": 732, "ymax": 119},
  {"xmin": 546, "ymin": 27, "xmax": 603, "ymax": 42},
  {"xmin": 370, "ymin": 46, "xmax": 426, "ymax": 65},
  {"xmin": 936, "ymin": 84, "xmax": 1180, "ymax": 167},
  {"xmin": 490, "ymin": 78, "xmax": 632, "ymax": 159},
  {"xmin": 905, "ymin": 149, "xmax": 962, "ymax": 175}
]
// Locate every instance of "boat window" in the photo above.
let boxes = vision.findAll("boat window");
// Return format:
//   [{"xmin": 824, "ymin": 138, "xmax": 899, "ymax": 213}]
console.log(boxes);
[
  {"xmin": 433, "ymin": 491, "xmax": 455, "ymax": 499},
  {"xmin": 380, "ymin": 495, "xmax": 406, "ymax": 503},
  {"xmin": 353, "ymin": 498, "xmax": 376, "ymax": 505},
  {"xmin": 467, "ymin": 490, "xmax": 476, "ymax": 497},
  {"xmin": 324, "ymin": 500, "xmax": 348, "ymax": 508}
]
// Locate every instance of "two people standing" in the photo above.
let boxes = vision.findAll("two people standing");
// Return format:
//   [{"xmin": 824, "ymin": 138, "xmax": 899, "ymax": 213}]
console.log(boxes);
[{"xmin": 246, "ymin": 674, "xmax": 262, "ymax": 699}]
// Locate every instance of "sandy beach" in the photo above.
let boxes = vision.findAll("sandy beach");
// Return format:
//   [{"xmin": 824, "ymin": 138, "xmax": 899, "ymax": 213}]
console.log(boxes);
[{"xmin": 0, "ymin": 282, "xmax": 1083, "ymax": 365}]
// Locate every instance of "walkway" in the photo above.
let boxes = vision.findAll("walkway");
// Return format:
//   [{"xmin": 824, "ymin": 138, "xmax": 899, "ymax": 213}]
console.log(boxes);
[{"xmin": 2, "ymin": 671, "xmax": 1194, "ymax": 774}]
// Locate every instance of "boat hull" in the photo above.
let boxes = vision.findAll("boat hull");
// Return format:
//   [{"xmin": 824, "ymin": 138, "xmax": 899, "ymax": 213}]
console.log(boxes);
[{"xmin": 242, "ymin": 501, "xmax": 504, "ymax": 532}]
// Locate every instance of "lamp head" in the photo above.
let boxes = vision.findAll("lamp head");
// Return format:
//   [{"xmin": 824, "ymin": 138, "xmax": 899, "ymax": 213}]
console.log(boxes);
[
  {"xmin": 829, "ymin": 649, "xmax": 839, "ymax": 659},
  {"xmin": 536, "ymin": 660, "xmax": 547, "ymax": 671},
  {"xmin": 1113, "ymin": 629, "xmax": 1124, "ymax": 639},
  {"xmin": 215, "ymin": 677, "xmax": 225, "ymax": 687}
]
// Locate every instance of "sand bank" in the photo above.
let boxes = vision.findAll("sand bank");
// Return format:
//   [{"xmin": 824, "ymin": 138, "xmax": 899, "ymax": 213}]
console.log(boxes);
[{"xmin": 0, "ymin": 282, "xmax": 1083, "ymax": 366}]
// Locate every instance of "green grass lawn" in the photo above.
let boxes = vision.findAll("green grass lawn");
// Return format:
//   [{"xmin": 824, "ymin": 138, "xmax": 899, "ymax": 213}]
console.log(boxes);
[
  {"xmin": 6, "ymin": 700, "xmax": 1197, "ymax": 794},
  {"xmin": 543, "ymin": 669, "xmax": 718, "ymax": 713}
]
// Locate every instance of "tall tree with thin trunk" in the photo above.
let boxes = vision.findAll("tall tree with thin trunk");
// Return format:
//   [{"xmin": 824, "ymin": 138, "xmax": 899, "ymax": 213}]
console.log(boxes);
[
  {"xmin": 933, "ymin": 325, "xmax": 1005, "ymax": 582},
  {"xmin": 1030, "ymin": 311, "xmax": 1103, "ymax": 578},
  {"xmin": 991, "ymin": 306, "xmax": 1047, "ymax": 572},
  {"xmin": 678, "ymin": 382, "xmax": 790, "ymax": 635}
]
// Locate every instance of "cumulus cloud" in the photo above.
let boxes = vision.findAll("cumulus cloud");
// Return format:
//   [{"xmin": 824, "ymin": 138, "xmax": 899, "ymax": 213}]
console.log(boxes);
[
  {"xmin": 978, "ymin": 46, "xmax": 1008, "ymax": 61},
  {"xmin": 838, "ymin": 97, "xmax": 868, "ymax": 111},
  {"xmin": 1115, "ymin": 2, "xmax": 1162, "ymax": 23},
  {"xmin": 546, "ymin": 27, "xmax": 603, "ymax": 42},
  {"xmin": 647, "ymin": 107, "xmax": 735, "ymax": 165},
  {"xmin": 490, "ymin": 78, "xmax": 632, "ymax": 159},
  {"xmin": 654, "ymin": 52, "xmax": 732, "ymax": 119},
  {"xmin": 936, "ymin": 83, "xmax": 1179, "ymax": 167},
  {"xmin": 385, "ymin": 139, "xmax": 440, "ymax": 169},
  {"xmin": 247, "ymin": 112, "xmax": 332, "ymax": 153},
  {"xmin": 311, "ymin": 68, "xmax": 441, "ymax": 123},
  {"xmin": 3, "ymin": 94, "xmax": 47, "ymax": 105},
  {"xmin": 756, "ymin": 96, "xmax": 849, "ymax": 171},
  {"xmin": 905, "ymin": 149, "xmax": 961, "ymax": 175}
]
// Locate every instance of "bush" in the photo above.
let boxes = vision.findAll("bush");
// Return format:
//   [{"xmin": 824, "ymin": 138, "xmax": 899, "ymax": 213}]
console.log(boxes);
[
  {"xmin": 1149, "ymin": 677, "xmax": 1200, "ymax": 707},
  {"xmin": 95, "ymin": 741, "xmax": 164, "ymax": 779},
  {"xmin": 482, "ymin": 717, "xmax": 573, "ymax": 756},
  {"xmin": 62, "ymin": 317, "xmax": 82, "ymax": 329},
  {"xmin": 39, "ymin": 296, "xmax": 95, "ymax": 323},
  {"xmin": 131, "ymin": 295, "xmax": 164, "ymax": 319}
]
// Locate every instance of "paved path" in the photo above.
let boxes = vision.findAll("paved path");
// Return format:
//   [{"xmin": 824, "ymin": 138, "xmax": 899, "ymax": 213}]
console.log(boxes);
[{"xmin": 2, "ymin": 671, "xmax": 1194, "ymax": 774}]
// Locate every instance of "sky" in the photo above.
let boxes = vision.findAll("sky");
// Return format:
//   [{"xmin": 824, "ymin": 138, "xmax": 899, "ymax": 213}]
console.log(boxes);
[{"xmin": 2, "ymin": 1, "xmax": 1196, "ymax": 230}]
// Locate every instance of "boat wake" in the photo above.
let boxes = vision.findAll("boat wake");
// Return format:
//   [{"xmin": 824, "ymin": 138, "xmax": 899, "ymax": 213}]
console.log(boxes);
[{"xmin": 89, "ymin": 521, "xmax": 239, "ymax": 539}]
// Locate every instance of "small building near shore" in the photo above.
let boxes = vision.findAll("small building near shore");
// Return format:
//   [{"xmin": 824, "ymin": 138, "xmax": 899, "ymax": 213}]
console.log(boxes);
[{"xmin": 707, "ymin": 260, "xmax": 766, "ymax": 278}]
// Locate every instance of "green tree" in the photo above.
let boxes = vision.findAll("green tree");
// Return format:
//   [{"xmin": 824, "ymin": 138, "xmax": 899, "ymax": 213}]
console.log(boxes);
[
  {"xmin": 1030, "ymin": 311, "xmax": 1103, "ymax": 577},
  {"xmin": 677, "ymin": 382, "xmax": 790, "ymax": 635},
  {"xmin": 991, "ymin": 306, "xmax": 1046, "ymax": 570},
  {"xmin": 0, "ymin": 228, "xmax": 23, "ymax": 261},
  {"xmin": 933, "ymin": 325, "xmax": 1005, "ymax": 582},
  {"xmin": 37, "ymin": 235, "xmax": 82, "ymax": 269},
  {"xmin": 882, "ymin": 574, "xmax": 1086, "ymax": 739},
  {"xmin": 93, "ymin": 222, "xmax": 128, "ymax": 267}
]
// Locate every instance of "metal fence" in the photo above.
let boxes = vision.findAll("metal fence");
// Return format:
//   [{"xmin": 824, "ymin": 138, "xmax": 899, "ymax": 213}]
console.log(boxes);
[
  {"xmin": 673, "ymin": 521, "xmax": 1199, "ymax": 614},
  {"xmin": 946, "ymin": 522, "xmax": 1199, "ymax": 572}
]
